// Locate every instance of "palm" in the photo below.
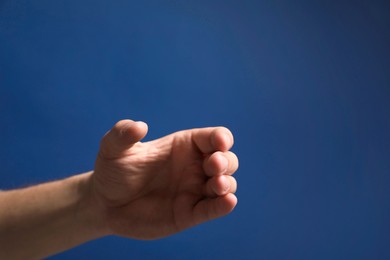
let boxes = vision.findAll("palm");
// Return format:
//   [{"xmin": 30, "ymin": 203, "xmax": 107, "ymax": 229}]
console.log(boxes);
[{"xmin": 92, "ymin": 121, "xmax": 238, "ymax": 239}]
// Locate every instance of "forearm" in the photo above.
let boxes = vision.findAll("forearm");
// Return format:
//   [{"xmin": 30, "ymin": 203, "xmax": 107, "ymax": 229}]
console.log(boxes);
[{"xmin": 0, "ymin": 172, "xmax": 108, "ymax": 259}]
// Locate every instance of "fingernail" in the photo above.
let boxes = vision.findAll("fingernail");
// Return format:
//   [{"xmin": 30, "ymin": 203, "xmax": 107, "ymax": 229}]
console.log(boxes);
[
  {"xmin": 223, "ymin": 133, "xmax": 231, "ymax": 147},
  {"xmin": 222, "ymin": 176, "xmax": 230, "ymax": 192},
  {"xmin": 220, "ymin": 154, "xmax": 228, "ymax": 174}
]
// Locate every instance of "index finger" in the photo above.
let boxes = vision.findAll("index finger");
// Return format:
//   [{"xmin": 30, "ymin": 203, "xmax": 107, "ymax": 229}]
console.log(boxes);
[{"xmin": 191, "ymin": 127, "xmax": 234, "ymax": 154}]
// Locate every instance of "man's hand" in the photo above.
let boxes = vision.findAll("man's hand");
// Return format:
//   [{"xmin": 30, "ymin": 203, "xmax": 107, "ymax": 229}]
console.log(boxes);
[
  {"xmin": 91, "ymin": 120, "xmax": 239, "ymax": 239},
  {"xmin": 0, "ymin": 119, "xmax": 239, "ymax": 259}
]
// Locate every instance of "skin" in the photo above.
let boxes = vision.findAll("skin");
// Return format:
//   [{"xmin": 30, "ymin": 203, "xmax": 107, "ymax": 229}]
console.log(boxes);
[{"xmin": 0, "ymin": 120, "xmax": 239, "ymax": 259}]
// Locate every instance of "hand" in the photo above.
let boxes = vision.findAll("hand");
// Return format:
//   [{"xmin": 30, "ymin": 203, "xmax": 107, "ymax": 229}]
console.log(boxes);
[{"xmin": 91, "ymin": 120, "xmax": 239, "ymax": 240}]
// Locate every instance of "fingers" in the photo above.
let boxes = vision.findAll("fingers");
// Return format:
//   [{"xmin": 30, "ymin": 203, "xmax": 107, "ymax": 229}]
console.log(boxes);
[
  {"xmin": 192, "ymin": 127, "xmax": 234, "ymax": 154},
  {"xmin": 203, "ymin": 175, "xmax": 237, "ymax": 197},
  {"xmin": 193, "ymin": 194, "xmax": 238, "ymax": 225},
  {"xmin": 203, "ymin": 151, "xmax": 239, "ymax": 177},
  {"xmin": 99, "ymin": 120, "xmax": 148, "ymax": 159}
]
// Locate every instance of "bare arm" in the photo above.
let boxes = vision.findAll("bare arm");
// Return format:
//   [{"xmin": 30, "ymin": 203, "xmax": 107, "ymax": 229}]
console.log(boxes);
[{"xmin": 0, "ymin": 172, "xmax": 107, "ymax": 259}]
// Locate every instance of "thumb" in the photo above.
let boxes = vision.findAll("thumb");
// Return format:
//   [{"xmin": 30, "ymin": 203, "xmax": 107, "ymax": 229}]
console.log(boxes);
[{"xmin": 99, "ymin": 120, "xmax": 148, "ymax": 159}]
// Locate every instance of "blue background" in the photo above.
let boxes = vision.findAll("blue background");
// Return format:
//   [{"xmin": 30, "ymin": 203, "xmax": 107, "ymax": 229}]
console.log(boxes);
[{"xmin": 1, "ymin": 1, "xmax": 389, "ymax": 259}]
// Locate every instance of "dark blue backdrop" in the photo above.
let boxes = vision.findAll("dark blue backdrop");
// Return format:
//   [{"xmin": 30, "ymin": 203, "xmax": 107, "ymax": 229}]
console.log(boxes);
[{"xmin": 1, "ymin": 1, "xmax": 389, "ymax": 259}]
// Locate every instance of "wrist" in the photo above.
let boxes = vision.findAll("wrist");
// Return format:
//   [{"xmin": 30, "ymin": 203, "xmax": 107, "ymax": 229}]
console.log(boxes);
[{"xmin": 70, "ymin": 171, "xmax": 112, "ymax": 239}]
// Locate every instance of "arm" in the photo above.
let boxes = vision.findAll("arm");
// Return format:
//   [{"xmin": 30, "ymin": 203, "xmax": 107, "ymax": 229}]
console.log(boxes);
[
  {"xmin": 0, "ymin": 172, "xmax": 107, "ymax": 259},
  {"xmin": 0, "ymin": 120, "xmax": 239, "ymax": 258}
]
